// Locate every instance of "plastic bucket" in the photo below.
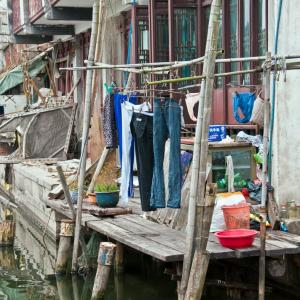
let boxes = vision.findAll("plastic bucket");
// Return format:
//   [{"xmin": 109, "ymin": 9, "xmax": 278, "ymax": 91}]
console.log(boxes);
[{"xmin": 221, "ymin": 203, "xmax": 250, "ymax": 229}]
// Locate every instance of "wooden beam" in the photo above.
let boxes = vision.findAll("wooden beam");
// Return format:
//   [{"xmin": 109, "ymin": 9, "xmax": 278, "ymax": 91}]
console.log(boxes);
[
  {"xmin": 46, "ymin": 7, "xmax": 93, "ymax": 21},
  {"xmin": 24, "ymin": 25, "xmax": 75, "ymax": 36}
]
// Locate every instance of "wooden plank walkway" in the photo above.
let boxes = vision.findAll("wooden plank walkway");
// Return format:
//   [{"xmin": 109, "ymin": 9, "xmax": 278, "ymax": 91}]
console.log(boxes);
[{"xmin": 47, "ymin": 199, "xmax": 300, "ymax": 262}]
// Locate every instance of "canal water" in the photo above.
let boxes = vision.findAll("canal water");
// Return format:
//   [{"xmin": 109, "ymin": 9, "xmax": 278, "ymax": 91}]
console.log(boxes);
[{"xmin": 0, "ymin": 205, "xmax": 297, "ymax": 300}]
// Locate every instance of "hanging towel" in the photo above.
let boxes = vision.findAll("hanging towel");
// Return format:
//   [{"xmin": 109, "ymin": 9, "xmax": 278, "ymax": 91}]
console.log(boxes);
[{"xmin": 233, "ymin": 92, "xmax": 255, "ymax": 123}]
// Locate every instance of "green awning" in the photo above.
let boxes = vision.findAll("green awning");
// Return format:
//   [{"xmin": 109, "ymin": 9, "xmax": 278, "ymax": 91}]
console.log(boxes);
[{"xmin": 0, "ymin": 56, "xmax": 46, "ymax": 95}]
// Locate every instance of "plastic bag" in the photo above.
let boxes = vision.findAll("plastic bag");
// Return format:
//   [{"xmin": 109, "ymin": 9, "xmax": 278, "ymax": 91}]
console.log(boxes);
[
  {"xmin": 210, "ymin": 192, "xmax": 246, "ymax": 232},
  {"xmin": 236, "ymin": 131, "xmax": 262, "ymax": 147}
]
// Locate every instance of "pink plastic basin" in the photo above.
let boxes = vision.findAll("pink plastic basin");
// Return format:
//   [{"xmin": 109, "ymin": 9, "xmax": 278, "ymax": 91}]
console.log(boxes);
[{"xmin": 215, "ymin": 229, "xmax": 257, "ymax": 249}]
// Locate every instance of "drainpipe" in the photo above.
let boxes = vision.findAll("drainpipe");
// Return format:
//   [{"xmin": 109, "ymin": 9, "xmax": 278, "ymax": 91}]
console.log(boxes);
[{"xmin": 268, "ymin": 0, "xmax": 283, "ymax": 182}]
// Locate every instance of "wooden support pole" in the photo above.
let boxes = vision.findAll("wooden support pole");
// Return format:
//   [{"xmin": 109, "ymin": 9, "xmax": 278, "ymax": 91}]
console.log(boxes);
[
  {"xmin": 56, "ymin": 165, "xmax": 89, "ymax": 268},
  {"xmin": 55, "ymin": 219, "xmax": 74, "ymax": 274},
  {"xmin": 88, "ymin": 148, "xmax": 110, "ymax": 193},
  {"xmin": 184, "ymin": 184, "xmax": 216, "ymax": 300},
  {"xmin": 179, "ymin": 1, "xmax": 221, "ymax": 298},
  {"xmin": 91, "ymin": 242, "xmax": 116, "ymax": 299},
  {"xmin": 259, "ymin": 51, "xmax": 271, "ymax": 300},
  {"xmin": 72, "ymin": 0, "xmax": 102, "ymax": 273},
  {"xmin": 259, "ymin": 219, "xmax": 266, "ymax": 300},
  {"xmin": 114, "ymin": 242, "xmax": 124, "ymax": 274}
]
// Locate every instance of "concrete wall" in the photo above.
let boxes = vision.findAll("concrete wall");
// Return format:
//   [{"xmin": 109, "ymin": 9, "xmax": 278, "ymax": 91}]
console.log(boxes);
[
  {"xmin": 0, "ymin": 95, "xmax": 27, "ymax": 114},
  {"xmin": 268, "ymin": 0, "xmax": 300, "ymax": 205},
  {"xmin": 0, "ymin": 163, "xmax": 59, "ymax": 240}
]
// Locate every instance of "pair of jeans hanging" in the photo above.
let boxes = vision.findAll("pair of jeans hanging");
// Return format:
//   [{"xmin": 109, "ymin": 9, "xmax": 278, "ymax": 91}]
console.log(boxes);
[
  {"xmin": 130, "ymin": 112, "xmax": 156, "ymax": 212},
  {"xmin": 114, "ymin": 93, "xmax": 137, "ymax": 201},
  {"xmin": 233, "ymin": 92, "xmax": 255, "ymax": 123},
  {"xmin": 151, "ymin": 98, "xmax": 182, "ymax": 209},
  {"xmin": 119, "ymin": 100, "xmax": 150, "ymax": 205}
]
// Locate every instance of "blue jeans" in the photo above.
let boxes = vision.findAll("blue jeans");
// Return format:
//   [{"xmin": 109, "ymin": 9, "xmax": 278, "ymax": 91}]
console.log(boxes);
[{"xmin": 151, "ymin": 98, "xmax": 182, "ymax": 208}]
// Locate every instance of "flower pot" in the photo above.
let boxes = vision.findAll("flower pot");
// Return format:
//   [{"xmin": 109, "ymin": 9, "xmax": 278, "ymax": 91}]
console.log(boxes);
[
  {"xmin": 87, "ymin": 192, "xmax": 96, "ymax": 205},
  {"xmin": 95, "ymin": 191, "xmax": 119, "ymax": 208},
  {"xmin": 70, "ymin": 190, "xmax": 78, "ymax": 204}
]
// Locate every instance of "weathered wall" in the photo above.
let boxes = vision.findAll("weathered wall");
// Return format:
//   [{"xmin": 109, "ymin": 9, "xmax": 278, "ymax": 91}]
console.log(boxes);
[{"xmin": 268, "ymin": 0, "xmax": 300, "ymax": 205}]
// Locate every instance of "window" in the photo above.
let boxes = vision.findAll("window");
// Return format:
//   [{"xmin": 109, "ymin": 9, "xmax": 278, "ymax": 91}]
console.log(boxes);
[
  {"xmin": 137, "ymin": 19, "xmax": 149, "ymax": 63},
  {"xmin": 155, "ymin": 14, "xmax": 169, "ymax": 62},
  {"xmin": 174, "ymin": 8, "xmax": 197, "ymax": 77}
]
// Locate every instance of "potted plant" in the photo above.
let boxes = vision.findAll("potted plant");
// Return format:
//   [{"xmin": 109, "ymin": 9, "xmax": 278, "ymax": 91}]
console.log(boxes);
[
  {"xmin": 69, "ymin": 181, "xmax": 79, "ymax": 204},
  {"xmin": 69, "ymin": 181, "xmax": 88, "ymax": 204},
  {"xmin": 94, "ymin": 183, "xmax": 119, "ymax": 208},
  {"xmin": 87, "ymin": 191, "xmax": 96, "ymax": 204}
]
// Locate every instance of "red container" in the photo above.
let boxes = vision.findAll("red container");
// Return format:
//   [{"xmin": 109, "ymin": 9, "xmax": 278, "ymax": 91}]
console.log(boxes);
[
  {"xmin": 222, "ymin": 203, "xmax": 250, "ymax": 230},
  {"xmin": 215, "ymin": 229, "xmax": 257, "ymax": 249}
]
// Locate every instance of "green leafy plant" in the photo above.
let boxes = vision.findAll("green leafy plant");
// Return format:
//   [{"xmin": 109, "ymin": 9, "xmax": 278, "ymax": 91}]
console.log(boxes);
[
  {"xmin": 95, "ymin": 183, "xmax": 119, "ymax": 193},
  {"xmin": 69, "ymin": 180, "xmax": 89, "ymax": 191}
]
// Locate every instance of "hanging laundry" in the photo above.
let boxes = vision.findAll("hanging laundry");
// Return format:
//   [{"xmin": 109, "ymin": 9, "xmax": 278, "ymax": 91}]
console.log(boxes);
[
  {"xmin": 102, "ymin": 93, "xmax": 117, "ymax": 148},
  {"xmin": 119, "ymin": 100, "xmax": 150, "ymax": 206},
  {"xmin": 151, "ymin": 98, "xmax": 182, "ymax": 209},
  {"xmin": 185, "ymin": 93, "xmax": 199, "ymax": 122},
  {"xmin": 114, "ymin": 93, "xmax": 137, "ymax": 202},
  {"xmin": 130, "ymin": 112, "xmax": 156, "ymax": 212},
  {"xmin": 233, "ymin": 92, "xmax": 255, "ymax": 123}
]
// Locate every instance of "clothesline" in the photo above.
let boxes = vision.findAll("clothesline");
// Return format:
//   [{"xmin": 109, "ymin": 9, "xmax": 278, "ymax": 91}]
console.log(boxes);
[{"xmin": 59, "ymin": 54, "xmax": 300, "ymax": 73}]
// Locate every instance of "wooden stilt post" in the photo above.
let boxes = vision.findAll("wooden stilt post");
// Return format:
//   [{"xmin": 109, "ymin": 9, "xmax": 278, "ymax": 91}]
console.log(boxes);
[
  {"xmin": 55, "ymin": 219, "xmax": 74, "ymax": 274},
  {"xmin": 184, "ymin": 184, "xmax": 216, "ymax": 299},
  {"xmin": 114, "ymin": 242, "xmax": 124, "ymax": 274},
  {"xmin": 179, "ymin": 0, "xmax": 221, "ymax": 298},
  {"xmin": 91, "ymin": 242, "xmax": 116, "ymax": 299},
  {"xmin": 259, "ymin": 219, "xmax": 266, "ymax": 300},
  {"xmin": 259, "ymin": 51, "xmax": 272, "ymax": 300},
  {"xmin": 56, "ymin": 165, "xmax": 89, "ymax": 268},
  {"xmin": 0, "ymin": 220, "xmax": 15, "ymax": 246},
  {"xmin": 56, "ymin": 276, "xmax": 73, "ymax": 300},
  {"xmin": 72, "ymin": 275, "xmax": 81, "ymax": 300}
]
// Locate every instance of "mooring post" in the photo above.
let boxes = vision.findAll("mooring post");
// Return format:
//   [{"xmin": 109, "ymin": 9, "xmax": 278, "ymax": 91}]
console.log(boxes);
[
  {"xmin": 91, "ymin": 242, "xmax": 116, "ymax": 299},
  {"xmin": 55, "ymin": 219, "xmax": 74, "ymax": 274},
  {"xmin": 114, "ymin": 242, "xmax": 124, "ymax": 274}
]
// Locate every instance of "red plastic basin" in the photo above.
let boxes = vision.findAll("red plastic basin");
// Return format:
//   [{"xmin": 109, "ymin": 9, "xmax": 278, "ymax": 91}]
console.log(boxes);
[{"xmin": 214, "ymin": 229, "xmax": 258, "ymax": 249}]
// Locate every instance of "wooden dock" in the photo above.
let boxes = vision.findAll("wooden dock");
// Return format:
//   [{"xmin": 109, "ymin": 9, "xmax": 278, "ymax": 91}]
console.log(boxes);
[{"xmin": 47, "ymin": 198, "xmax": 300, "ymax": 262}]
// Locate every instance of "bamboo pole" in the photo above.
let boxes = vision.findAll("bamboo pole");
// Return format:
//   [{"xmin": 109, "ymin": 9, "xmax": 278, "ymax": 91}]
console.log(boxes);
[
  {"xmin": 184, "ymin": 184, "xmax": 216, "ymax": 299},
  {"xmin": 71, "ymin": 0, "xmax": 101, "ymax": 273},
  {"xmin": 147, "ymin": 68, "xmax": 260, "ymax": 86},
  {"xmin": 59, "ymin": 55, "xmax": 300, "ymax": 72},
  {"xmin": 87, "ymin": 148, "xmax": 110, "ymax": 193},
  {"xmin": 259, "ymin": 52, "xmax": 271, "ymax": 300},
  {"xmin": 56, "ymin": 165, "xmax": 89, "ymax": 266},
  {"xmin": 90, "ymin": 0, "xmax": 107, "ymax": 161},
  {"xmin": 179, "ymin": 1, "xmax": 221, "ymax": 298}
]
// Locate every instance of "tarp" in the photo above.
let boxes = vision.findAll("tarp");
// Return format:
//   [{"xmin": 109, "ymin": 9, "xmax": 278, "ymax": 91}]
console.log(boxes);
[{"xmin": 0, "ymin": 56, "xmax": 46, "ymax": 95}]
